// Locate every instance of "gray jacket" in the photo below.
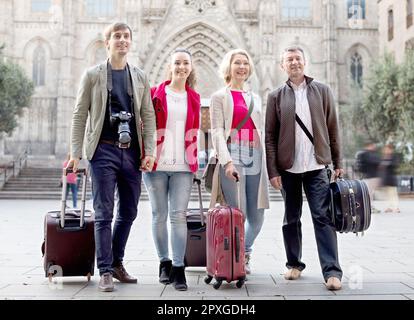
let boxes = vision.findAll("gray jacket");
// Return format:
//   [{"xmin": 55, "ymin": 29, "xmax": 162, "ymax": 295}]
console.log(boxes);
[
  {"xmin": 265, "ymin": 75, "xmax": 342, "ymax": 179},
  {"xmin": 70, "ymin": 62, "xmax": 156, "ymax": 160}
]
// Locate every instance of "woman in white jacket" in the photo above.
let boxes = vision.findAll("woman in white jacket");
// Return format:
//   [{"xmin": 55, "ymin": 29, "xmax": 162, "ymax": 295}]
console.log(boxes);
[{"xmin": 209, "ymin": 49, "xmax": 269, "ymax": 274}]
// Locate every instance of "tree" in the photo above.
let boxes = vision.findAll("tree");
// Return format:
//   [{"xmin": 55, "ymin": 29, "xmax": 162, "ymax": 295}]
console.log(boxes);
[
  {"xmin": 352, "ymin": 52, "xmax": 414, "ymax": 174},
  {"xmin": 0, "ymin": 44, "xmax": 34, "ymax": 134},
  {"xmin": 360, "ymin": 53, "xmax": 401, "ymax": 144},
  {"xmin": 397, "ymin": 50, "xmax": 414, "ymax": 172},
  {"xmin": 339, "ymin": 83, "xmax": 366, "ymax": 159}
]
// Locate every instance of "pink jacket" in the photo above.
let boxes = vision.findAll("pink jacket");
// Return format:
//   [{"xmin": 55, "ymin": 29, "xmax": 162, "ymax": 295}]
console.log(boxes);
[{"xmin": 150, "ymin": 80, "xmax": 200, "ymax": 173}]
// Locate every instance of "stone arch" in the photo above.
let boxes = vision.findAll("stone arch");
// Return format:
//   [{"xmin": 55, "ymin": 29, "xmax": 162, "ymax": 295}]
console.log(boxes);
[
  {"xmin": 145, "ymin": 22, "xmax": 260, "ymax": 96},
  {"xmin": 344, "ymin": 43, "xmax": 372, "ymax": 84},
  {"xmin": 85, "ymin": 39, "xmax": 107, "ymax": 66},
  {"xmin": 23, "ymin": 37, "xmax": 53, "ymax": 84}
]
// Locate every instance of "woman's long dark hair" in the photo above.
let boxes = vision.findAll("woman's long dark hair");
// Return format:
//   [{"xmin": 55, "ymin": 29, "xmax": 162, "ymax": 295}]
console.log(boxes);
[{"xmin": 167, "ymin": 48, "xmax": 197, "ymax": 89}]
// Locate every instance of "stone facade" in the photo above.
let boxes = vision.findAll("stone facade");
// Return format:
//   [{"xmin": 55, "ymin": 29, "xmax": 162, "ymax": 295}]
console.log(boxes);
[
  {"xmin": 0, "ymin": 0, "xmax": 379, "ymax": 157},
  {"xmin": 378, "ymin": 0, "xmax": 414, "ymax": 63}
]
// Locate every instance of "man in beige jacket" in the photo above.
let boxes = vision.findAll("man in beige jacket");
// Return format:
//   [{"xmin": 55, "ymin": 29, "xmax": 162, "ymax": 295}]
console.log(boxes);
[
  {"xmin": 265, "ymin": 46, "xmax": 344, "ymax": 291},
  {"xmin": 67, "ymin": 22, "xmax": 156, "ymax": 292}
]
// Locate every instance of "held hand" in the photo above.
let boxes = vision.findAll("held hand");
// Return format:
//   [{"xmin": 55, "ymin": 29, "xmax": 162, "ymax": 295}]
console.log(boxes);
[
  {"xmin": 141, "ymin": 156, "xmax": 155, "ymax": 172},
  {"xmin": 66, "ymin": 158, "xmax": 80, "ymax": 173},
  {"xmin": 270, "ymin": 176, "xmax": 282, "ymax": 190},
  {"xmin": 334, "ymin": 168, "xmax": 344, "ymax": 180},
  {"xmin": 225, "ymin": 162, "xmax": 239, "ymax": 182}
]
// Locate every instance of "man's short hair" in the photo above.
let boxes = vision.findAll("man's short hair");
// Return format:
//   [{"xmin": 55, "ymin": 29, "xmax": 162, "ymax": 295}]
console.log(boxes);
[
  {"xmin": 104, "ymin": 22, "xmax": 132, "ymax": 41},
  {"xmin": 280, "ymin": 46, "xmax": 306, "ymax": 63}
]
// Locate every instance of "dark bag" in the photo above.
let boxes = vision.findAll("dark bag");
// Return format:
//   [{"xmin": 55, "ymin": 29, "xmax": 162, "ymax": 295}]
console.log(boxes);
[
  {"xmin": 42, "ymin": 168, "xmax": 95, "ymax": 280},
  {"xmin": 202, "ymin": 156, "xmax": 218, "ymax": 193},
  {"xmin": 330, "ymin": 178, "xmax": 371, "ymax": 234},
  {"xmin": 184, "ymin": 178, "xmax": 208, "ymax": 267}
]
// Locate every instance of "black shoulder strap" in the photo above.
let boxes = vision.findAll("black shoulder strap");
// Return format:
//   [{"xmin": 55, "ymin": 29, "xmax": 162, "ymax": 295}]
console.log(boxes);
[
  {"xmin": 295, "ymin": 114, "xmax": 314, "ymax": 145},
  {"xmin": 227, "ymin": 95, "xmax": 255, "ymax": 143},
  {"xmin": 106, "ymin": 60, "xmax": 134, "ymax": 117}
]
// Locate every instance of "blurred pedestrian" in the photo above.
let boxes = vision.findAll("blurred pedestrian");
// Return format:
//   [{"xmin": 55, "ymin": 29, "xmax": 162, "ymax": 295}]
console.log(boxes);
[
  {"xmin": 63, "ymin": 153, "xmax": 78, "ymax": 208},
  {"xmin": 354, "ymin": 141, "xmax": 381, "ymax": 213},
  {"xmin": 380, "ymin": 143, "xmax": 401, "ymax": 213}
]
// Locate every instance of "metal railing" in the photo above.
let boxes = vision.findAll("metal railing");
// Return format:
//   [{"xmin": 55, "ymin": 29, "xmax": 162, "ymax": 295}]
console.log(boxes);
[{"xmin": 0, "ymin": 148, "xmax": 29, "ymax": 189}]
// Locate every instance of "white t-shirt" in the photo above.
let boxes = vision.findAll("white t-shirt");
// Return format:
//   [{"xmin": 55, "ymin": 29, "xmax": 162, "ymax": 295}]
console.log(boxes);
[{"xmin": 156, "ymin": 85, "xmax": 191, "ymax": 172}]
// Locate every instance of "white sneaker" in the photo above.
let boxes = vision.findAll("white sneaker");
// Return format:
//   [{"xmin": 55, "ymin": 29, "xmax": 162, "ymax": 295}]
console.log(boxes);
[{"xmin": 245, "ymin": 254, "xmax": 251, "ymax": 274}]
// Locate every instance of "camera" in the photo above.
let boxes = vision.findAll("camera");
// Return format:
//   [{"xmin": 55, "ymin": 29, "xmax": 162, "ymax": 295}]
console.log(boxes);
[{"xmin": 110, "ymin": 111, "xmax": 132, "ymax": 147}]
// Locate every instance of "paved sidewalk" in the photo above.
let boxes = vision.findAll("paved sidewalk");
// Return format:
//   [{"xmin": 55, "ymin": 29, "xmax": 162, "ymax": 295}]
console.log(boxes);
[{"xmin": 0, "ymin": 198, "xmax": 413, "ymax": 300}]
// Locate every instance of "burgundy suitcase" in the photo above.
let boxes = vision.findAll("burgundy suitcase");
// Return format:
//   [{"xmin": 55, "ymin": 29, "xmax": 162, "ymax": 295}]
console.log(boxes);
[
  {"xmin": 204, "ymin": 175, "xmax": 246, "ymax": 289},
  {"xmin": 330, "ymin": 178, "xmax": 371, "ymax": 234},
  {"xmin": 184, "ymin": 178, "xmax": 208, "ymax": 267},
  {"xmin": 42, "ymin": 168, "xmax": 95, "ymax": 281}
]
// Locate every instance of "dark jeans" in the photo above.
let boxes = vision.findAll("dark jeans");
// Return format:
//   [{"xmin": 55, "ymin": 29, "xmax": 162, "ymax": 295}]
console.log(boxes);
[
  {"xmin": 89, "ymin": 143, "xmax": 141, "ymax": 275},
  {"xmin": 280, "ymin": 168, "xmax": 342, "ymax": 281}
]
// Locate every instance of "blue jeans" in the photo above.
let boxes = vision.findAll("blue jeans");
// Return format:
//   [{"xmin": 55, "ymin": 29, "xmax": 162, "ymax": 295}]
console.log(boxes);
[
  {"xmin": 143, "ymin": 171, "xmax": 193, "ymax": 267},
  {"xmin": 220, "ymin": 144, "xmax": 265, "ymax": 255},
  {"xmin": 280, "ymin": 169, "xmax": 342, "ymax": 281},
  {"xmin": 89, "ymin": 143, "xmax": 141, "ymax": 275},
  {"xmin": 65, "ymin": 183, "xmax": 78, "ymax": 208}
]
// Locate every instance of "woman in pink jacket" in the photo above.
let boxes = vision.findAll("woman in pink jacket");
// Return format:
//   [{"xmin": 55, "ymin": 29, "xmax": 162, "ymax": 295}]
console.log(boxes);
[{"xmin": 143, "ymin": 48, "xmax": 200, "ymax": 291}]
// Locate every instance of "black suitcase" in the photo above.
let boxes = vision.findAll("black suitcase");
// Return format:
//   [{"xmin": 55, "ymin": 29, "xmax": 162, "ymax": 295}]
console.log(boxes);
[
  {"xmin": 42, "ymin": 168, "xmax": 95, "ymax": 281},
  {"xmin": 184, "ymin": 178, "xmax": 208, "ymax": 267},
  {"xmin": 330, "ymin": 178, "xmax": 371, "ymax": 234}
]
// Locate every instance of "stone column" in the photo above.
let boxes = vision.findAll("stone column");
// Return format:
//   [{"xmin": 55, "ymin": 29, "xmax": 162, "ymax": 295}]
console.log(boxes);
[
  {"xmin": 54, "ymin": 0, "xmax": 77, "ymax": 156},
  {"xmin": 322, "ymin": 0, "xmax": 338, "ymax": 99},
  {"xmin": 258, "ymin": 0, "xmax": 276, "ymax": 108}
]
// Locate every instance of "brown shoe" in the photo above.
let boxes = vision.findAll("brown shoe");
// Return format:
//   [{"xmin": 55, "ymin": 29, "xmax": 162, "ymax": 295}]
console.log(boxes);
[
  {"xmin": 284, "ymin": 268, "xmax": 301, "ymax": 280},
  {"xmin": 325, "ymin": 277, "xmax": 342, "ymax": 291},
  {"xmin": 113, "ymin": 264, "xmax": 137, "ymax": 283},
  {"xmin": 98, "ymin": 272, "xmax": 114, "ymax": 292}
]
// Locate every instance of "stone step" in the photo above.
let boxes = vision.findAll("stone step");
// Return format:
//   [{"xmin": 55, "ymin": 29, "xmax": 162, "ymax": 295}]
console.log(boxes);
[
  {"xmin": 0, "ymin": 191, "xmax": 283, "ymax": 201},
  {"xmin": 1, "ymin": 166, "xmax": 284, "ymax": 200}
]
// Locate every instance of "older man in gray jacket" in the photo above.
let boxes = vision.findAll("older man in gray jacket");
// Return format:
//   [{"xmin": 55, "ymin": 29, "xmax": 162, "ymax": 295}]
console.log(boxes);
[
  {"xmin": 265, "ymin": 46, "xmax": 344, "ymax": 291},
  {"xmin": 67, "ymin": 22, "xmax": 156, "ymax": 292}
]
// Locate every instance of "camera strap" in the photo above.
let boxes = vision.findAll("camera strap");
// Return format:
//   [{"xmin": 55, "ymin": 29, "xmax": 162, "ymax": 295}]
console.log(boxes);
[{"xmin": 107, "ymin": 60, "xmax": 135, "ymax": 118}]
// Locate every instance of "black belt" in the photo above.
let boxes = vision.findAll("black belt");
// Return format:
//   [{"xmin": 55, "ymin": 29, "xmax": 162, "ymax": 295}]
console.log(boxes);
[{"xmin": 100, "ymin": 139, "xmax": 130, "ymax": 149}]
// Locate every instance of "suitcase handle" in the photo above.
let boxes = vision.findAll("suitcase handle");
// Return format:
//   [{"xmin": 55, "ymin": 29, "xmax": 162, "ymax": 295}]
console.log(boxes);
[
  {"xmin": 60, "ymin": 168, "xmax": 88, "ymax": 229},
  {"xmin": 193, "ymin": 177, "xmax": 205, "ymax": 226},
  {"xmin": 232, "ymin": 172, "xmax": 242, "ymax": 211}
]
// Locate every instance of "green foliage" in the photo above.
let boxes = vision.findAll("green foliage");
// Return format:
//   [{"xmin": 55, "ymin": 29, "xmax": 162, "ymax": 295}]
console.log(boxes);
[
  {"xmin": 347, "ymin": 52, "xmax": 414, "ymax": 174},
  {"xmin": 339, "ymin": 83, "xmax": 366, "ymax": 158},
  {"xmin": 362, "ymin": 53, "xmax": 401, "ymax": 143},
  {"xmin": 0, "ymin": 45, "xmax": 34, "ymax": 134},
  {"xmin": 398, "ymin": 50, "xmax": 414, "ymax": 144}
]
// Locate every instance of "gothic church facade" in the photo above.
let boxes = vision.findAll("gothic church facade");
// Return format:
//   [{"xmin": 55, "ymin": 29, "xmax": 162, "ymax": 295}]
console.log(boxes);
[{"xmin": 0, "ymin": 0, "xmax": 378, "ymax": 157}]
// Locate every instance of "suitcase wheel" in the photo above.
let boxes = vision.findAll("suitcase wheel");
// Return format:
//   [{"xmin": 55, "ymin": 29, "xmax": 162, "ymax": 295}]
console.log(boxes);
[
  {"xmin": 213, "ymin": 280, "xmax": 222, "ymax": 290},
  {"xmin": 236, "ymin": 279, "xmax": 245, "ymax": 288},
  {"xmin": 87, "ymin": 273, "xmax": 91, "ymax": 282},
  {"xmin": 204, "ymin": 275, "xmax": 213, "ymax": 284}
]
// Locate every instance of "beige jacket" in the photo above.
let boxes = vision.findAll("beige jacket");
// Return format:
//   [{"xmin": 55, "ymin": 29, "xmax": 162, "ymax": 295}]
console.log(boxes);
[
  {"xmin": 70, "ymin": 62, "xmax": 156, "ymax": 160},
  {"xmin": 209, "ymin": 87, "xmax": 269, "ymax": 209}
]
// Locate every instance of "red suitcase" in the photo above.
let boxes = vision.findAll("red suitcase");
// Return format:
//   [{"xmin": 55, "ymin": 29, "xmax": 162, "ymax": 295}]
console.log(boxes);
[
  {"xmin": 42, "ymin": 168, "xmax": 95, "ymax": 281},
  {"xmin": 184, "ymin": 178, "xmax": 208, "ymax": 267},
  {"xmin": 204, "ymin": 175, "xmax": 246, "ymax": 289}
]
